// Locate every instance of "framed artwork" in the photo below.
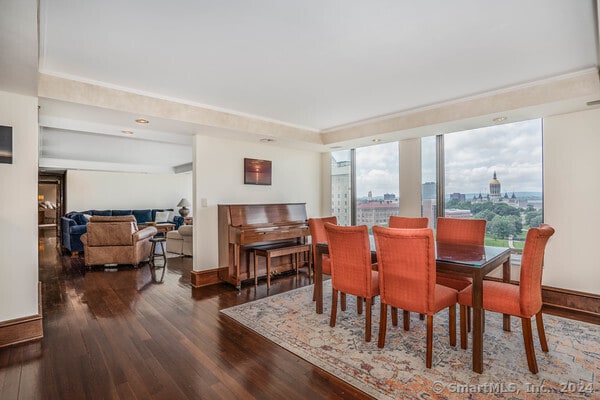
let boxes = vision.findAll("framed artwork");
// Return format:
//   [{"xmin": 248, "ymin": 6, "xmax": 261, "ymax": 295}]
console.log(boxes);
[
  {"xmin": 0, "ymin": 125, "xmax": 13, "ymax": 164},
  {"xmin": 244, "ymin": 158, "xmax": 272, "ymax": 185}
]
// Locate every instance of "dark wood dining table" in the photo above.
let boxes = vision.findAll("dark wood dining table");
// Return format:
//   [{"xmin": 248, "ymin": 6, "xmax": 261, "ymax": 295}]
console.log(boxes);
[{"xmin": 313, "ymin": 238, "xmax": 511, "ymax": 374}]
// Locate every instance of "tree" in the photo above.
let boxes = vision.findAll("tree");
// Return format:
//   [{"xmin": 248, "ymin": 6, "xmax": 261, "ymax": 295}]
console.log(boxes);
[
  {"xmin": 474, "ymin": 209, "xmax": 495, "ymax": 222},
  {"xmin": 525, "ymin": 209, "xmax": 543, "ymax": 227},
  {"xmin": 489, "ymin": 215, "xmax": 517, "ymax": 239}
]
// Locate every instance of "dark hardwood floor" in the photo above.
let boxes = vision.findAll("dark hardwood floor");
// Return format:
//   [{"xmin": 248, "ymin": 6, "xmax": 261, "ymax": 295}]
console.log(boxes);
[
  {"xmin": 2, "ymin": 234, "xmax": 598, "ymax": 399},
  {"xmin": 0, "ymin": 235, "xmax": 370, "ymax": 400}
]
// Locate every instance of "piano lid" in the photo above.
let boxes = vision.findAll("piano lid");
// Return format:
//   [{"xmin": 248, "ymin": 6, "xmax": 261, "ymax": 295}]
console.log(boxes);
[{"xmin": 224, "ymin": 203, "xmax": 307, "ymax": 227}]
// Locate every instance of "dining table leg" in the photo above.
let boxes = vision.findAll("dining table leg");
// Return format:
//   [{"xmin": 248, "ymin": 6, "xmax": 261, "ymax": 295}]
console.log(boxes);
[
  {"xmin": 472, "ymin": 270, "xmax": 484, "ymax": 374},
  {"xmin": 315, "ymin": 245, "xmax": 324, "ymax": 314},
  {"xmin": 502, "ymin": 256, "xmax": 511, "ymax": 331}
]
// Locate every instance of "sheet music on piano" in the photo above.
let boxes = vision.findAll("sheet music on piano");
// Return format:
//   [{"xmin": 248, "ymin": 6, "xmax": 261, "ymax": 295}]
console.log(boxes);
[{"xmin": 217, "ymin": 203, "xmax": 310, "ymax": 289}]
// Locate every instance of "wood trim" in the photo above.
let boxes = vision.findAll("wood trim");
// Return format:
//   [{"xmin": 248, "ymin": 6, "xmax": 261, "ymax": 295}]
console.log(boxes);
[
  {"xmin": 0, "ymin": 282, "xmax": 44, "ymax": 347},
  {"xmin": 542, "ymin": 285, "xmax": 600, "ymax": 317},
  {"xmin": 486, "ymin": 276, "xmax": 600, "ymax": 318},
  {"xmin": 191, "ymin": 267, "xmax": 229, "ymax": 288}
]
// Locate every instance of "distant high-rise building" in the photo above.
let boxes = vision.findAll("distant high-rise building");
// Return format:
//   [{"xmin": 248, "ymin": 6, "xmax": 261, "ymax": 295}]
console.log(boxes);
[
  {"xmin": 422, "ymin": 182, "xmax": 436, "ymax": 200},
  {"xmin": 331, "ymin": 155, "xmax": 351, "ymax": 226},
  {"xmin": 356, "ymin": 200, "xmax": 399, "ymax": 227}
]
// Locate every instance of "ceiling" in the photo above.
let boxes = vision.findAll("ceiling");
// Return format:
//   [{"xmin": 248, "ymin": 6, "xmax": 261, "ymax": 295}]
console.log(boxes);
[{"xmin": 1, "ymin": 0, "xmax": 599, "ymax": 173}]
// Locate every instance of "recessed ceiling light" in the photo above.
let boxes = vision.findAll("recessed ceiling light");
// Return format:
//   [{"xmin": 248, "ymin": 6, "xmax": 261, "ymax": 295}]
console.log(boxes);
[
  {"xmin": 493, "ymin": 116, "xmax": 507, "ymax": 123},
  {"xmin": 121, "ymin": 130, "xmax": 134, "ymax": 135},
  {"xmin": 135, "ymin": 118, "xmax": 149, "ymax": 124},
  {"xmin": 372, "ymin": 138, "xmax": 382, "ymax": 143},
  {"xmin": 260, "ymin": 138, "xmax": 275, "ymax": 143}
]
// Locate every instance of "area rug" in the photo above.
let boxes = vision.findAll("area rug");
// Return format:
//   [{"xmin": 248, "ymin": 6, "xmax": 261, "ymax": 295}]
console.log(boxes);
[{"xmin": 221, "ymin": 282, "xmax": 599, "ymax": 399}]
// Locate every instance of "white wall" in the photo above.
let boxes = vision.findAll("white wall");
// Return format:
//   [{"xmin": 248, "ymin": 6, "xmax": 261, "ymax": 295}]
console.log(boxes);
[
  {"xmin": 0, "ymin": 91, "xmax": 39, "ymax": 321},
  {"xmin": 66, "ymin": 170, "xmax": 192, "ymax": 213},
  {"xmin": 192, "ymin": 135, "xmax": 321, "ymax": 271},
  {"xmin": 543, "ymin": 108, "xmax": 600, "ymax": 295}
]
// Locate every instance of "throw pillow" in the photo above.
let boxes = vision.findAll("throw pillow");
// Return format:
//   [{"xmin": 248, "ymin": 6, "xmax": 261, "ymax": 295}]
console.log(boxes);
[
  {"xmin": 83, "ymin": 213, "xmax": 93, "ymax": 222},
  {"xmin": 155, "ymin": 211, "xmax": 170, "ymax": 223}
]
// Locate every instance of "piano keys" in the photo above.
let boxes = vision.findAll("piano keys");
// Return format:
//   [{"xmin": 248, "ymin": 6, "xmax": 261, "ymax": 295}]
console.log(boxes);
[{"xmin": 217, "ymin": 203, "xmax": 310, "ymax": 289}]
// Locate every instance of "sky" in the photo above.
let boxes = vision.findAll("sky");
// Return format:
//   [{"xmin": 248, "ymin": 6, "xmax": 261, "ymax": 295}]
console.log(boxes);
[{"xmin": 335, "ymin": 118, "xmax": 543, "ymax": 198}]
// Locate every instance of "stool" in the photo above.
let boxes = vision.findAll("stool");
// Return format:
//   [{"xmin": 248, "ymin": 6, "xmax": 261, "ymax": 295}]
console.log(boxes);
[
  {"xmin": 149, "ymin": 237, "xmax": 167, "ymax": 268},
  {"xmin": 253, "ymin": 244, "xmax": 311, "ymax": 289}
]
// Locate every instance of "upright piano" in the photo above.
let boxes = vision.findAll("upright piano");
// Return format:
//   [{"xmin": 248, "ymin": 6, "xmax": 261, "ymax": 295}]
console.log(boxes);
[{"xmin": 217, "ymin": 203, "xmax": 310, "ymax": 289}]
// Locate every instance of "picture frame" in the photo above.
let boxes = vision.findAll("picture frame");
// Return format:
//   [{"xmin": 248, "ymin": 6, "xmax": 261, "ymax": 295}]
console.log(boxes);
[
  {"xmin": 244, "ymin": 158, "xmax": 272, "ymax": 185},
  {"xmin": 0, "ymin": 125, "xmax": 13, "ymax": 164}
]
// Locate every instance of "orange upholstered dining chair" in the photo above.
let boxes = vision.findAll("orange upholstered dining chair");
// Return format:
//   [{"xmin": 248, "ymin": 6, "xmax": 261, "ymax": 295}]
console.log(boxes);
[
  {"xmin": 308, "ymin": 217, "xmax": 346, "ymax": 306},
  {"xmin": 457, "ymin": 224, "xmax": 555, "ymax": 374},
  {"xmin": 436, "ymin": 217, "xmax": 487, "ymax": 330},
  {"xmin": 373, "ymin": 226, "xmax": 457, "ymax": 368},
  {"xmin": 324, "ymin": 223, "xmax": 379, "ymax": 342},
  {"xmin": 436, "ymin": 217, "xmax": 487, "ymax": 289},
  {"xmin": 387, "ymin": 215, "xmax": 429, "ymax": 327},
  {"xmin": 389, "ymin": 216, "xmax": 429, "ymax": 229}
]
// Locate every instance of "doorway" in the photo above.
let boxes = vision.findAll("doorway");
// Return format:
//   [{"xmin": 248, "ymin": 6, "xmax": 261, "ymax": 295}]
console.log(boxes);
[{"xmin": 38, "ymin": 171, "xmax": 65, "ymax": 241}]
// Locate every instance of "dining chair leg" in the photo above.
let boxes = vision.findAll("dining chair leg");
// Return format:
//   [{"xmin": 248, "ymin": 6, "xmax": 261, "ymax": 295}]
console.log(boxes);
[
  {"xmin": 426, "ymin": 315, "xmax": 433, "ymax": 368},
  {"xmin": 330, "ymin": 289, "xmax": 338, "ymax": 328},
  {"xmin": 391, "ymin": 307, "xmax": 398, "ymax": 326},
  {"xmin": 521, "ymin": 317, "xmax": 539, "ymax": 374},
  {"xmin": 403, "ymin": 310, "xmax": 410, "ymax": 331},
  {"xmin": 365, "ymin": 297, "xmax": 372, "ymax": 342},
  {"xmin": 419, "ymin": 313, "xmax": 425, "ymax": 320},
  {"xmin": 378, "ymin": 303, "xmax": 387, "ymax": 348},
  {"xmin": 459, "ymin": 305, "xmax": 468, "ymax": 349},
  {"xmin": 535, "ymin": 312, "xmax": 549, "ymax": 352},
  {"xmin": 357, "ymin": 296, "xmax": 363, "ymax": 315},
  {"xmin": 449, "ymin": 305, "xmax": 456, "ymax": 347},
  {"xmin": 341, "ymin": 292, "xmax": 347, "ymax": 311}
]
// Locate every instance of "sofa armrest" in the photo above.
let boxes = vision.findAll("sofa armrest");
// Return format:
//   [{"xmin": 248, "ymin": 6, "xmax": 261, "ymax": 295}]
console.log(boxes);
[
  {"xmin": 178, "ymin": 225, "xmax": 193, "ymax": 237},
  {"xmin": 134, "ymin": 226, "xmax": 158, "ymax": 241},
  {"xmin": 70, "ymin": 224, "xmax": 87, "ymax": 235}
]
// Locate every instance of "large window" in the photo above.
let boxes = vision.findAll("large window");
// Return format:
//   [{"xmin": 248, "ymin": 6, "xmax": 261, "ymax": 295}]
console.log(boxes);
[
  {"xmin": 422, "ymin": 119, "xmax": 543, "ymax": 249},
  {"xmin": 331, "ymin": 142, "xmax": 399, "ymax": 229}
]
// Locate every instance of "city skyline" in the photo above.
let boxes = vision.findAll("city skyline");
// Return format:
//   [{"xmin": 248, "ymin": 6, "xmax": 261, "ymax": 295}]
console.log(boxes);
[{"xmin": 334, "ymin": 118, "xmax": 543, "ymax": 198}]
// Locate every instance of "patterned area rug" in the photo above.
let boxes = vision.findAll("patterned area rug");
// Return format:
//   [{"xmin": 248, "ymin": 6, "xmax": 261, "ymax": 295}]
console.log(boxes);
[{"xmin": 221, "ymin": 282, "xmax": 599, "ymax": 399}]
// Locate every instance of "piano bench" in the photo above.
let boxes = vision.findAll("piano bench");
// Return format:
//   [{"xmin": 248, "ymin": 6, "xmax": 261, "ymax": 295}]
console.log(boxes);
[{"xmin": 252, "ymin": 243, "xmax": 311, "ymax": 289}]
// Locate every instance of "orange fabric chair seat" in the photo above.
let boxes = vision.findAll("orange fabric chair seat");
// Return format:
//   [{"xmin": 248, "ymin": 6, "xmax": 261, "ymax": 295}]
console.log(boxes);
[
  {"xmin": 433, "ymin": 284, "xmax": 459, "ymax": 314},
  {"xmin": 458, "ymin": 281, "xmax": 523, "ymax": 317},
  {"xmin": 436, "ymin": 273, "xmax": 472, "ymax": 291}
]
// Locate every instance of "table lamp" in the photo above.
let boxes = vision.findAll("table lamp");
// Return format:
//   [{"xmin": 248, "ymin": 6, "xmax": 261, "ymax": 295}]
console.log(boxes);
[{"xmin": 177, "ymin": 198, "xmax": 191, "ymax": 216}]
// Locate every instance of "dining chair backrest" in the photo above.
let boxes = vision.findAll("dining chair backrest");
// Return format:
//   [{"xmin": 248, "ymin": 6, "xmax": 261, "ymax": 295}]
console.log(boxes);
[
  {"xmin": 324, "ymin": 223, "xmax": 374, "ymax": 299},
  {"xmin": 436, "ymin": 217, "xmax": 486, "ymax": 245},
  {"xmin": 373, "ymin": 226, "xmax": 436, "ymax": 314},
  {"xmin": 388, "ymin": 216, "xmax": 429, "ymax": 229},
  {"xmin": 308, "ymin": 216, "xmax": 337, "ymax": 261},
  {"xmin": 519, "ymin": 224, "xmax": 555, "ymax": 316}
]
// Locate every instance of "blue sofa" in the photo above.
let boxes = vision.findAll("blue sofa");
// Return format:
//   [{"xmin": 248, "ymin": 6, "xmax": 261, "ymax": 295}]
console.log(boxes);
[{"xmin": 61, "ymin": 208, "xmax": 184, "ymax": 253}]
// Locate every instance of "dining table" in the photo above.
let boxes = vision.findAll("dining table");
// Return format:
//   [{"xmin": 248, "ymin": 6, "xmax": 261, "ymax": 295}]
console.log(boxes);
[{"xmin": 313, "ymin": 237, "xmax": 511, "ymax": 374}]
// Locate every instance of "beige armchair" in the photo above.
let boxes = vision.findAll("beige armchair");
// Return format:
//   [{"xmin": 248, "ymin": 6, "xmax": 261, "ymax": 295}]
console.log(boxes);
[
  {"xmin": 81, "ymin": 215, "xmax": 157, "ymax": 267},
  {"xmin": 166, "ymin": 225, "xmax": 193, "ymax": 256}
]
